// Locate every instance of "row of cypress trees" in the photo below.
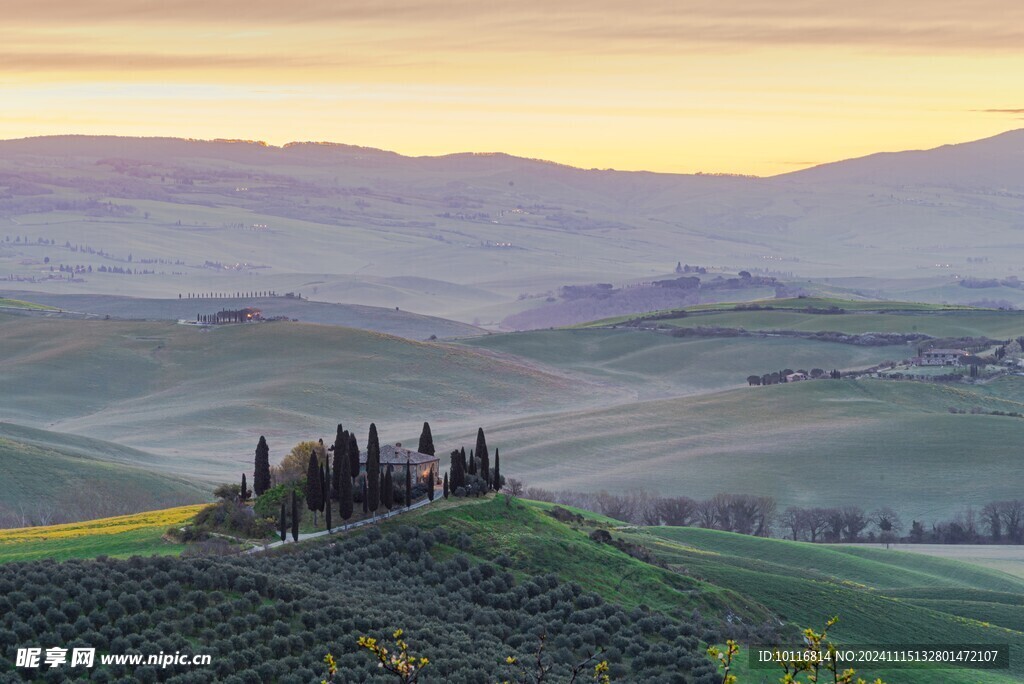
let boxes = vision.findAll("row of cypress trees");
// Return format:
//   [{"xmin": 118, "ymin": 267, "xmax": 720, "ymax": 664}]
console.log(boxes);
[
  {"xmin": 446, "ymin": 427, "xmax": 501, "ymax": 495},
  {"xmin": 256, "ymin": 422, "xmax": 441, "ymax": 542}
]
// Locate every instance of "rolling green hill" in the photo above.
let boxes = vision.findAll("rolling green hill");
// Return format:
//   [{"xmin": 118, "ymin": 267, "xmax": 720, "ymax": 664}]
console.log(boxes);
[
  {"xmin": 0, "ymin": 426, "xmax": 208, "ymax": 527},
  {"xmin": 621, "ymin": 525, "xmax": 1024, "ymax": 683},
  {"xmin": 458, "ymin": 378, "xmax": 1024, "ymax": 520},
  {"xmin": 0, "ymin": 291, "xmax": 486, "ymax": 340},
  {"xmin": 0, "ymin": 297, "xmax": 55, "ymax": 311},
  {"xmin": 4, "ymin": 493, "xmax": 1021, "ymax": 682},
  {"xmin": 459, "ymin": 328, "xmax": 910, "ymax": 398},
  {"xmin": 582, "ymin": 297, "xmax": 1024, "ymax": 339},
  {"xmin": 654, "ymin": 309, "xmax": 1022, "ymax": 339},
  {"xmin": 0, "ymin": 314, "xmax": 612, "ymax": 481}
]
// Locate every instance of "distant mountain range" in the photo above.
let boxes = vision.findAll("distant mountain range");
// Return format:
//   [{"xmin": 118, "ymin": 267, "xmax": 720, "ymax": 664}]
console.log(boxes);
[{"xmin": 1, "ymin": 130, "xmax": 1023, "ymax": 325}]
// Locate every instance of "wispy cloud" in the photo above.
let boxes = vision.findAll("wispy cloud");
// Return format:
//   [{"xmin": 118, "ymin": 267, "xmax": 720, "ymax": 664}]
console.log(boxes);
[
  {"xmin": 7, "ymin": 1, "xmax": 1024, "ymax": 51},
  {"xmin": 976, "ymin": 108, "xmax": 1024, "ymax": 114}
]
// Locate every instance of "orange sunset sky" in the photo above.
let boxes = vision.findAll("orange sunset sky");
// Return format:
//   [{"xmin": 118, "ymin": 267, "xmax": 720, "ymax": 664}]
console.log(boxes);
[{"xmin": 2, "ymin": 0, "xmax": 1023, "ymax": 175}]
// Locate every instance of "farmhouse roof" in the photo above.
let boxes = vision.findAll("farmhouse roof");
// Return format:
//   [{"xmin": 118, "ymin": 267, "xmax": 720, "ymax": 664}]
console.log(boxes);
[
  {"xmin": 925, "ymin": 348, "xmax": 968, "ymax": 355},
  {"xmin": 359, "ymin": 443, "xmax": 438, "ymax": 465}
]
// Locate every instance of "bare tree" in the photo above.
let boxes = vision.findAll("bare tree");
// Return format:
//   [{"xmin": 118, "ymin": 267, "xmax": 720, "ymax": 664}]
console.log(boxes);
[
  {"xmin": 982, "ymin": 502, "xmax": 1003, "ymax": 541},
  {"xmin": 870, "ymin": 507, "xmax": 903, "ymax": 544},
  {"xmin": 781, "ymin": 507, "xmax": 805, "ymax": 541},
  {"xmin": 998, "ymin": 500, "xmax": 1024, "ymax": 543},
  {"xmin": 695, "ymin": 498, "xmax": 718, "ymax": 529},
  {"xmin": 805, "ymin": 508, "xmax": 831, "ymax": 543},
  {"xmin": 841, "ymin": 507, "xmax": 868, "ymax": 542},
  {"xmin": 502, "ymin": 478, "xmax": 524, "ymax": 507},
  {"xmin": 524, "ymin": 487, "xmax": 554, "ymax": 503},
  {"xmin": 655, "ymin": 497, "xmax": 697, "ymax": 526}
]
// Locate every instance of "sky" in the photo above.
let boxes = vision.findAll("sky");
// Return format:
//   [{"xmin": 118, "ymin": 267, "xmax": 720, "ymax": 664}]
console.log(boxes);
[{"xmin": 2, "ymin": 0, "xmax": 1023, "ymax": 176}]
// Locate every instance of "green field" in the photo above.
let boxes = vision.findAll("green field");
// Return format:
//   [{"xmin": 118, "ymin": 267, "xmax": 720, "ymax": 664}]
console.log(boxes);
[
  {"xmin": 459, "ymin": 328, "xmax": 910, "ymax": 398},
  {"xmin": 622, "ymin": 526, "xmax": 1024, "ymax": 683},
  {"xmin": 0, "ymin": 424, "xmax": 209, "ymax": 526},
  {"xmin": 0, "ymin": 505, "xmax": 201, "ymax": 562},
  {"xmin": 457, "ymin": 378, "xmax": 1024, "ymax": 520}
]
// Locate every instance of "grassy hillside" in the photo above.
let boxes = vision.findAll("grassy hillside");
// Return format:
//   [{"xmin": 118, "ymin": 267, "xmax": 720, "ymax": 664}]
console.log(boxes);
[
  {"xmin": 582, "ymin": 297, "xmax": 1024, "ymax": 339},
  {"xmin": 622, "ymin": 525, "xmax": 1024, "ymax": 683},
  {"xmin": 459, "ymin": 378, "xmax": 1024, "ymax": 520},
  {"xmin": 0, "ymin": 315, "xmax": 613, "ymax": 480},
  {"xmin": 0, "ymin": 297, "xmax": 54, "ymax": 310},
  {"xmin": 459, "ymin": 328, "xmax": 910, "ymax": 398},
  {"xmin": 405, "ymin": 498, "xmax": 1024, "ymax": 683},
  {"xmin": 0, "ymin": 425, "xmax": 209, "ymax": 527},
  {"xmin": 0, "ymin": 291, "xmax": 486, "ymax": 339},
  {"xmin": 0, "ymin": 505, "xmax": 201, "ymax": 562},
  {"xmin": 0, "ymin": 496, "xmax": 722, "ymax": 681},
  {"xmin": 3, "ymin": 494, "xmax": 1020, "ymax": 681},
  {"xmin": 655, "ymin": 309, "xmax": 1022, "ymax": 339}
]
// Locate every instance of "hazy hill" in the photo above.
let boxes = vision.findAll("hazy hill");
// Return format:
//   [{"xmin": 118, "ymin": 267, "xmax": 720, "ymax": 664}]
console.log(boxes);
[
  {"xmin": 2, "ymin": 132, "xmax": 1023, "ymax": 326},
  {"xmin": 0, "ymin": 423, "xmax": 208, "ymax": 527},
  {"xmin": 782, "ymin": 129, "xmax": 1024, "ymax": 190},
  {"xmin": 0, "ymin": 290, "xmax": 485, "ymax": 339}
]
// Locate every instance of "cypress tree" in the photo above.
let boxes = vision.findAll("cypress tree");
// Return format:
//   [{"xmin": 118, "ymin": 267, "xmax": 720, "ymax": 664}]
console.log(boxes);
[
  {"xmin": 279, "ymin": 500, "xmax": 286, "ymax": 542},
  {"xmin": 383, "ymin": 467, "xmax": 393, "ymax": 510},
  {"xmin": 417, "ymin": 422, "xmax": 435, "ymax": 456},
  {"xmin": 321, "ymin": 462, "xmax": 329, "ymax": 512},
  {"xmin": 254, "ymin": 436, "xmax": 271, "ymax": 496},
  {"xmin": 443, "ymin": 472, "xmax": 449, "ymax": 499},
  {"xmin": 468, "ymin": 449, "xmax": 477, "ymax": 476},
  {"xmin": 348, "ymin": 432, "xmax": 360, "ymax": 481},
  {"xmin": 306, "ymin": 451, "xmax": 323, "ymax": 526},
  {"xmin": 339, "ymin": 441, "xmax": 353, "ymax": 522},
  {"xmin": 449, "ymin": 450, "xmax": 461, "ymax": 490},
  {"xmin": 323, "ymin": 463, "xmax": 332, "ymax": 532},
  {"xmin": 476, "ymin": 428, "xmax": 490, "ymax": 485},
  {"xmin": 405, "ymin": 460, "xmax": 412, "ymax": 508},
  {"xmin": 331, "ymin": 424, "xmax": 346, "ymax": 499},
  {"xmin": 361, "ymin": 478, "xmax": 368, "ymax": 514},
  {"xmin": 291, "ymin": 491, "xmax": 299, "ymax": 542},
  {"xmin": 240, "ymin": 473, "xmax": 248, "ymax": 501},
  {"xmin": 492, "ymin": 448, "xmax": 500, "ymax": 491},
  {"xmin": 428, "ymin": 470, "xmax": 435, "ymax": 501},
  {"xmin": 366, "ymin": 424, "xmax": 380, "ymax": 513}
]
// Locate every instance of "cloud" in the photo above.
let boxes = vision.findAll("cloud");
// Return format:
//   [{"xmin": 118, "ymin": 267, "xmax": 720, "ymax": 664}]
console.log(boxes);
[
  {"xmin": 976, "ymin": 108, "xmax": 1024, "ymax": 114},
  {"xmin": 6, "ymin": 0, "xmax": 1024, "ymax": 53}
]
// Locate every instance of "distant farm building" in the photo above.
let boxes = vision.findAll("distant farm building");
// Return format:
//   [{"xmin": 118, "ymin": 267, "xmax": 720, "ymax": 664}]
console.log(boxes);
[
  {"xmin": 358, "ymin": 443, "xmax": 439, "ymax": 487},
  {"xmin": 786, "ymin": 372, "xmax": 808, "ymax": 382},
  {"xmin": 917, "ymin": 349, "xmax": 969, "ymax": 366},
  {"xmin": 197, "ymin": 307, "xmax": 262, "ymax": 324}
]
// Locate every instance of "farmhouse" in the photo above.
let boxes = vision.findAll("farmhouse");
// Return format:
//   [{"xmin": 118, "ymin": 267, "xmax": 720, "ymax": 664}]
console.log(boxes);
[
  {"xmin": 917, "ymin": 349, "xmax": 969, "ymax": 366},
  {"xmin": 359, "ymin": 443, "xmax": 439, "ymax": 487},
  {"xmin": 196, "ymin": 307, "xmax": 262, "ymax": 324}
]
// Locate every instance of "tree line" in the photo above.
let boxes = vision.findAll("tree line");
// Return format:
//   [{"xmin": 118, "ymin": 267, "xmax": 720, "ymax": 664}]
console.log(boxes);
[
  {"xmin": 521, "ymin": 488, "xmax": 1024, "ymax": 546},
  {"xmin": 746, "ymin": 368, "xmax": 840, "ymax": 385},
  {"xmin": 524, "ymin": 489, "xmax": 776, "ymax": 537}
]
